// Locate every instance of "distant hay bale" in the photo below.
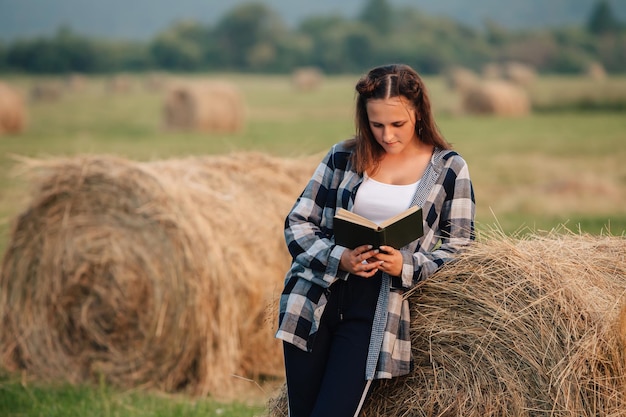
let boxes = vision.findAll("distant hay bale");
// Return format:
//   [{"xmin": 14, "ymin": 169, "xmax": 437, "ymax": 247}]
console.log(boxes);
[
  {"xmin": 482, "ymin": 62, "xmax": 503, "ymax": 79},
  {"xmin": 586, "ymin": 62, "xmax": 607, "ymax": 81},
  {"xmin": 65, "ymin": 73, "xmax": 87, "ymax": 92},
  {"xmin": 503, "ymin": 61, "xmax": 537, "ymax": 86},
  {"xmin": 106, "ymin": 74, "xmax": 133, "ymax": 93},
  {"xmin": 269, "ymin": 232, "xmax": 626, "ymax": 416},
  {"xmin": 163, "ymin": 81, "xmax": 246, "ymax": 133},
  {"xmin": 30, "ymin": 81, "xmax": 63, "ymax": 102},
  {"xmin": 0, "ymin": 152, "xmax": 317, "ymax": 399},
  {"xmin": 0, "ymin": 81, "xmax": 27, "ymax": 135},
  {"xmin": 444, "ymin": 66, "xmax": 480, "ymax": 93},
  {"xmin": 462, "ymin": 80, "xmax": 531, "ymax": 116},
  {"xmin": 143, "ymin": 72, "xmax": 169, "ymax": 92},
  {"xmin": 292, "ymin": 67, "xmax": 324, "ymax": 92}
]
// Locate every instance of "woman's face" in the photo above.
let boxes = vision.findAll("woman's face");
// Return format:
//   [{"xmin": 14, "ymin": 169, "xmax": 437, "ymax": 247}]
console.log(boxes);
[{"xmin": 366, "ymin": 96, "xmax": 419, "ymax": 155}]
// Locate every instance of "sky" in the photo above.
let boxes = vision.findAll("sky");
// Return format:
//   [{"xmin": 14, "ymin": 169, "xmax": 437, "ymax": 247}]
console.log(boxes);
[{"xmin": 0, "ymin": 0, "xmax": 624, "ymax": 41}]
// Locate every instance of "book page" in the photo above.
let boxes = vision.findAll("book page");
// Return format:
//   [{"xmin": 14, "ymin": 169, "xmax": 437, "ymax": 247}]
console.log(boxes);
[
  {"xmin": 334, "ymin": 208, "xmax": 379, "ymax": 229},
  {"xmin": 379, "ymin": 205, "xmax": 420, "ymax": 228}
]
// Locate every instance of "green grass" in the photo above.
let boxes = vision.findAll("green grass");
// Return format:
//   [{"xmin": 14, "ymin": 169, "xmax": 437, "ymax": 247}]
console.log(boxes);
[
  {"xmin": 436, "ymin": 109, "xmax": 626, "ymax": 235},
  {"xmin": 0, "ymin": 371, "xmax": 265, "ymax": 417},
  {"xmin": 529, "ymin": 75, "xmax": 626, "ymax": 113},
  {"xmin": 0, "ymin": 72, "xmax": 625, "ymax": 415}
]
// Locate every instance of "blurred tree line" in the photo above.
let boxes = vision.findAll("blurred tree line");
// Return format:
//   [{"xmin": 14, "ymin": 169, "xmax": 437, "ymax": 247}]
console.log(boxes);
[{"xmin": 0, "ymin": 0, "xmax": 624, "ymax": 75}]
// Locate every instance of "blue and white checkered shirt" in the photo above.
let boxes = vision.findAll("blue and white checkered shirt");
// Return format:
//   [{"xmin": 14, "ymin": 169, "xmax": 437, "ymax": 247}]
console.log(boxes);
[{"xmin": 276, "ymin": 140, "xmax": 475, "ymax": 379}]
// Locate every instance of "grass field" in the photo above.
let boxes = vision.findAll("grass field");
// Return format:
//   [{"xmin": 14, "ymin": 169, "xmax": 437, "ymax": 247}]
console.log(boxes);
[{"xmin": 0, "ymin": 72, "xmax": 625, "ymax": 416}]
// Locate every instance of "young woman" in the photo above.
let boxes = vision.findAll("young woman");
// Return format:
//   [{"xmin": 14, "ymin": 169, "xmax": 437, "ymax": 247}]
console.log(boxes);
[{"xmin": 276, "ymin": 63, "xmax": 475, "ymax": 417}]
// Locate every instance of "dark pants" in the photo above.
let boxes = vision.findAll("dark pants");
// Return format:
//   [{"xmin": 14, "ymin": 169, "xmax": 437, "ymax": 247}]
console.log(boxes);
[{"xmin": 283, "ymin": 273, "xmax": 382, "ymax": 417}]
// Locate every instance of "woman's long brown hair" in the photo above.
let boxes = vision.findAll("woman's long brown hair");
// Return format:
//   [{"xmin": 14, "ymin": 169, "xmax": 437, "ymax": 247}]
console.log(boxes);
[{"xmin": 348, "ymin": 64, "xmax": 452, "ymax": 174}]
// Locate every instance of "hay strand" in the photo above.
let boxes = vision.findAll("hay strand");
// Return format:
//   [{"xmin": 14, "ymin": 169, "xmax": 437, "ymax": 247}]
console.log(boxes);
[{"xmin": 268, "ymin": 231, "xmax": 626, "ymax": 416}]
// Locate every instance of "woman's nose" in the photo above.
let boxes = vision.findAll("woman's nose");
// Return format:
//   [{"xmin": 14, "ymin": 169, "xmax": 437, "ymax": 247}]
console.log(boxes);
[{"xmin": 383, "ymin": 127, "xmax": 394, "ymax": 141}]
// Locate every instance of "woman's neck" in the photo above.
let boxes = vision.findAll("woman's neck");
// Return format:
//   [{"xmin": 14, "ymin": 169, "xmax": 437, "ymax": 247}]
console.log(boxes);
[{"xmin": 370, "ymin": 142, "xmax": 434, "ymax": 185}]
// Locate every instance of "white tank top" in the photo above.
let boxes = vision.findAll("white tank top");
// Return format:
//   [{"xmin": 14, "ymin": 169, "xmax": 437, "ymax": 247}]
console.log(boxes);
[{"xmin": 352, "ymin": 174, "xmax": 420, "ymax": 224}]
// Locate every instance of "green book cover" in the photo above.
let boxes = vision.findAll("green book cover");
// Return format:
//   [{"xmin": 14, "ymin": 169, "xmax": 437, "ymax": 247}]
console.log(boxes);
[{"xmin": 333, "ymin": 206, "xmax": 423, "ymax": 250}]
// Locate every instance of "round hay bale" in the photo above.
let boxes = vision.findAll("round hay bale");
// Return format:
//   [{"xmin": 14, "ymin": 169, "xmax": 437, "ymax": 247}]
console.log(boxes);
[
  {"xmin": 163, "ymin": 81, "xmax": 246, "ymax": 133},
  {"xmin": 292, "ymin": 67, "xmax": 324, "ymax": 92},
  {"xmin": 482, "ymin": 62, "xmax": 503, "ymax": 79},
  {"xmin": 462, "ymin": 80, "xmax": 531, "ymax": 116},
  {"xmin": 30, "ymin": 81, "xmax": 63, "ymax": 102},
  {"xmin": 444, "ymin": 66, "xmax": 480, "ymax": 93},
  {"xmin": 143, "ymin": 72, "xmax": 169, "ymax": 92},
  {"xmin": 586, "ymin": 62, "xmax": 607, "ymax": 81},
  {"xmin": 268, "ymin": 232, "xmax": 626, "ymax": 416},
  {"xmin": 0, "ymin": 152, "xmax": 317, "ymax": 399},
  {"xmin": 65, "ymin": 73, "xmax": 87, "ymax": 92},
  {"xmin": 0, "ymin": 81, "xmax": 27, "ymax": 135},
  {"xmin": 105, "ymin": 74, "xmax": 133, "ymax": 93},
  {"xmin": 503, "ymin": 61, "xmax": 537, "ymax": 86}
]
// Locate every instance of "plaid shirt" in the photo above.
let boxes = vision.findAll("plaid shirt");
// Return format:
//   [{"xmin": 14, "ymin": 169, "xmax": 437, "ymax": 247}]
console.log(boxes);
[{"xmin": 276, "ymin": 140, "xmax": 475, "ymax": 379}]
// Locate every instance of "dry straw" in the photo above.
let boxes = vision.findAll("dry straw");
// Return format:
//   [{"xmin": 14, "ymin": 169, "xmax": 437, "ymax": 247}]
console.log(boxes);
[
  {"xmin": 268, "ymin": 230, "xmax": 626, "ymax": 416},
  {"xmin": 163, "ymin": 80, "xmax": 246, "ymax": 133},
  {"xmin": 0, "ymin": 81, "xmax": 27, "ymax": 135},
  {"xmin": 0, "ymin": 152, "xmax": 316, "ymax": 399}
]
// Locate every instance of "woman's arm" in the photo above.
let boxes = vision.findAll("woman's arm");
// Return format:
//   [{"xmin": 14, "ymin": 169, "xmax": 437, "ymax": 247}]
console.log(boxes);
[
  {"xmin": 284, "ymin": 146, "xmax": 348, "ymax": 287},
  {"xmin": 399, "ymin": 155, "xmax": 476, "ymax": 288}
]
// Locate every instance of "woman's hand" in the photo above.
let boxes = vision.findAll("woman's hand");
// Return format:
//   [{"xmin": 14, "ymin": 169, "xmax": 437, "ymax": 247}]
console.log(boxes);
[
  {"xmin": 339, "ymin": 245, "xmax": 383, "ymax": 278},
  {"xmin": 372, "ymin": 245, "xmax": 403, "ymax": 277}
]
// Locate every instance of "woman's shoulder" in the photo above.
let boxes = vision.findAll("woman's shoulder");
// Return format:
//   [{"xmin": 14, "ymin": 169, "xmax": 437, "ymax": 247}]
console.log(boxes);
[
  {"xmin": 323, "ymin": 138, "xmax": 356, "ymax": 170},
  {"xmin": 433, "ymin": 147, "xmax": 468, "ymax": 170},
  {"xmin": 332, "ymin": 137, "xmax": 356, "ymax": 154}
]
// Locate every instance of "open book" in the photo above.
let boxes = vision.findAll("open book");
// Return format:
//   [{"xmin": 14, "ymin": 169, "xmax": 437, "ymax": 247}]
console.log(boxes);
[{"xmin": 333, "ymin": 205, "xmax": 423, "ymax": 250}]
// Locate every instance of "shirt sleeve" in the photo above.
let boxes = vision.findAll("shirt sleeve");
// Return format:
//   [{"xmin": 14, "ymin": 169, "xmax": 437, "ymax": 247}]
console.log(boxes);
[
  {"xmin": 399, "ymin": 154, "xmax": 476, "ymax": 288},
  {"xmin": 284, "ymin": 146, "xmax": 348, "ymax": 288}
]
